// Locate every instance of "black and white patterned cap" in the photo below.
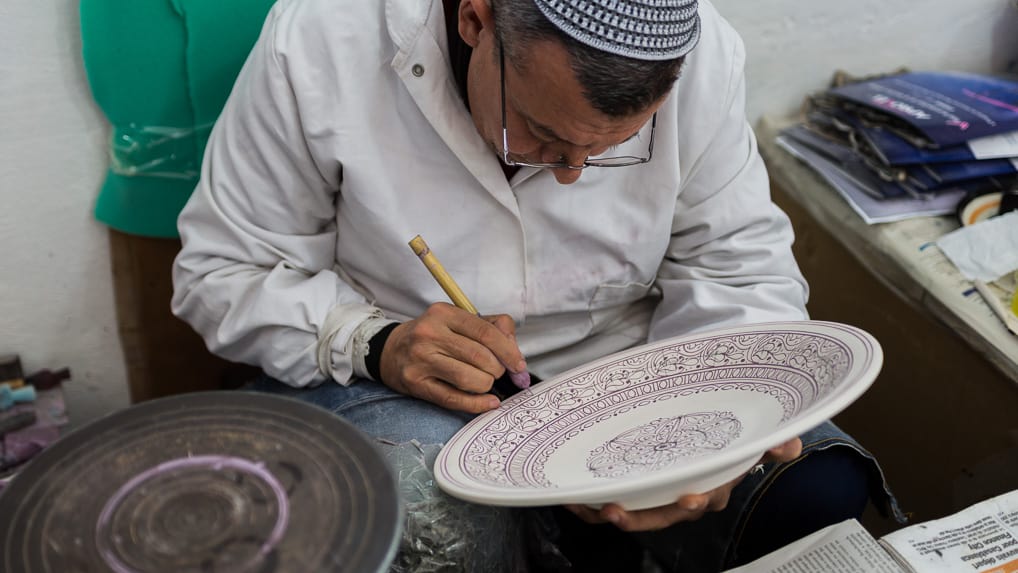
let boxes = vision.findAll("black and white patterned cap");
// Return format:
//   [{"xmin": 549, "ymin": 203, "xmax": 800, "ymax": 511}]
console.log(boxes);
[{"xmin": 532, "ymin": 0, "xmax": 700, "ymax": 61}]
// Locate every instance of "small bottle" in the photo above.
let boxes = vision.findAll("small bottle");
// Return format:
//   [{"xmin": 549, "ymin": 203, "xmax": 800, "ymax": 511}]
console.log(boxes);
[{"xmin": 0, "ymin": 384, "xmax": 36, "ymax": 411}]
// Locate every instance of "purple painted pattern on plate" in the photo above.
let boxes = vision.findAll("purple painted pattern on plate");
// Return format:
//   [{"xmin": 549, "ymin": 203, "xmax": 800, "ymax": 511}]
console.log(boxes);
[
  {"xmin": 453, "ymin": 329, "xmax": 858, "ymax": 489},
  {"xmin": 587, "ymin": 411, "xmax": 742, "ymax": 479}
]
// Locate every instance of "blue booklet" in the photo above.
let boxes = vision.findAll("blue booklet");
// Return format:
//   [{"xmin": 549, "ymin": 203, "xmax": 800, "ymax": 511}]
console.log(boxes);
[
  {"xmin": 847, "ymin": 117, "xmax": 980, "ymax": 165},
  {"xmin": 782, "ymin": 124, "xmax": 1018, "ymax": 195},
  {"xmin": 828, "ymin": 72, "xmax": 1018, "ymax": 147},
  {"xmin": 923, "ymin": 157, "xmax": 1018, "ymax": 185},
  {"xmin": 775, "ymin": 136, "xmax": 969, "ymax": 224},
  {"xmin": 779, "ymin": 125, "xmax": 910, "ymax": 198},
  {"xmin": 806, "ymin": 107, "xmax": 1018, "ymax": 184}
]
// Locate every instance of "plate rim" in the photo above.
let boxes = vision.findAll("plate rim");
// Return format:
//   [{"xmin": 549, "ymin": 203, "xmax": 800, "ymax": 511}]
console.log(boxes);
[{"xmin": 435, "ymin": 320, "xmax": 882, "ymax": 506}]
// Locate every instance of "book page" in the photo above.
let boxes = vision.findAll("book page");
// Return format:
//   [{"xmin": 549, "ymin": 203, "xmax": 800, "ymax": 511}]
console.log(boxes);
[
  {"xmin": 722, "ymin": 519, "xmax": 906, "ymax": 573},
  {"xmin": 880, "ymin": 490, "xmax": 1018, "ymax": 573}
]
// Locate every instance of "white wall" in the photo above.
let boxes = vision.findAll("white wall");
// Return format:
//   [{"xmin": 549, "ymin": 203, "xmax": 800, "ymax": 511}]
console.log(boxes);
[
  {"xmin": 713, "ymin": 0, "xmax": 1018, "ymax": 123},
  {"xmin": 1, "ymin": 0, "xmax": 1015, "ymax": 424},
  {"xmin": 1, "ymin": 0, "xmax": 127, "ymax": 425}
]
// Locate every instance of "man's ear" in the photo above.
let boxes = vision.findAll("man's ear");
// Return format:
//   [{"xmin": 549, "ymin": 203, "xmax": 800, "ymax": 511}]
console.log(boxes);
[{"xmin": 458, "ymin": 0, "xmax": 495, "ymax": 49}]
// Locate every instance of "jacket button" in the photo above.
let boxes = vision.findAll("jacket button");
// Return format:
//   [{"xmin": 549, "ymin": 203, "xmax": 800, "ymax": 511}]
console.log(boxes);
[{"xmin": 412, "ymin": 64, "xmax": 425, "ymax": 77}]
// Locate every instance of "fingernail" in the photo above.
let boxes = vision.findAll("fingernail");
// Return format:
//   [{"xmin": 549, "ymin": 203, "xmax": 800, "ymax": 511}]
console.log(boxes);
[
  {"xmin": 486, "ymin": 397, "xmax": 501, "ymax": 409},
  {"xmin": 607, "ymin": 512, "xmax": 621, "ymax": 525},
  {"xmin": 515, "ymin": 360, "xmax": 527, "ymax": 372},
  {"xmin": 683, "ymin": 500, "xmax": 703, "ymax": 511}
]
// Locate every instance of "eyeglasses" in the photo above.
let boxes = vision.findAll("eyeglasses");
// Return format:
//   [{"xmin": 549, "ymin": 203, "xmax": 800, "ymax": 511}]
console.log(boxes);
[{"xmin": 499, "ymin": 42, "xmax": 656, "ymax": 170}]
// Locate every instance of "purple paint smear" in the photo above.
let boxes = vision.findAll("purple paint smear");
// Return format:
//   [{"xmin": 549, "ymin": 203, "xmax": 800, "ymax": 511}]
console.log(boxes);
[
  {"xmin": 95, "ymin": 455, "xmax": 290, "ymax": 573},
  {"xmin": 509, "ymin": 370, "xmax": 532, "ymax": 390}
]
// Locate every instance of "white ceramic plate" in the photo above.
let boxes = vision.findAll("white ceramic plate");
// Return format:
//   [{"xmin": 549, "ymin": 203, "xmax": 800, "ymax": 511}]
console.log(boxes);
[{"xmin": 435, "ymin": 321, "xmax": 882, "ymax": 510}]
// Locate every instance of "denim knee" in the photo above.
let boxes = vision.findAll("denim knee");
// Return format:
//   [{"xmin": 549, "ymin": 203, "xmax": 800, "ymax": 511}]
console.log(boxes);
[
  {"xmin": 244, "ymin": 375, "xmax": 474, "ymax": 444},
  {"xmin": 731, "ymin": 444, "xmax": 871, "ymax": 566}
]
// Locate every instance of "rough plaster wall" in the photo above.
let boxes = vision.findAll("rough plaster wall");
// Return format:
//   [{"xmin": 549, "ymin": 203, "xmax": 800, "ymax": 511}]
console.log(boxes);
[
  {"xmin": 713, "ymin": 0, "xmax": 1018, "ymax": 123},
  {"xmin": 0, "ymin": 0, "xmax": 1015, "ymax": 425},
  {"xmin": 0, "ymin": 0, "xmax": 129, "ymax": 425}
]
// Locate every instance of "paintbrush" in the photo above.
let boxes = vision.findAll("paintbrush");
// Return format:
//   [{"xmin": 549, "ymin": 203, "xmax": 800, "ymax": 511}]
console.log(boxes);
[{"xmin": 408, "ymin": 235, "xmax": 532, "ymax": 390}]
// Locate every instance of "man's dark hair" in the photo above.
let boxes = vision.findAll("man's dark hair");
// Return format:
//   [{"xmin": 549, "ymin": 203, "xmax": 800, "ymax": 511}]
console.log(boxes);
[{"xmin": 491, "ymin": 0, "xmax": 685, "ymax": 117}]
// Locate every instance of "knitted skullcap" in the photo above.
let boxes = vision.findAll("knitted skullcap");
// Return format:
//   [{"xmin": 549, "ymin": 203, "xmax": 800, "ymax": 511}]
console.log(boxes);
[{"xmin": 531, "ymin": 0, "xmax": 700, "ymax": 61}]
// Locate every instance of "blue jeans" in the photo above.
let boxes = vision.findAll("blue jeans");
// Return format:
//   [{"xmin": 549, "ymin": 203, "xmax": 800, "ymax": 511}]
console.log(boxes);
[{"xmin": 246, "ymin": 376, "xmax": 903, "ymax": 572}]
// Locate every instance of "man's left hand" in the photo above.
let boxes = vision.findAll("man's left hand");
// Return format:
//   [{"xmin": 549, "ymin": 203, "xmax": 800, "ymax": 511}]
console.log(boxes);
[{"xmin": 566, "ymin": 438, "xmax": 803, "ymax": 532}]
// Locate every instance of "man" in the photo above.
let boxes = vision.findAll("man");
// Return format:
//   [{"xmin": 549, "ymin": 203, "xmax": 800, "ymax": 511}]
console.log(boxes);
[{"xmin": 173, "ymin": 0, "xmax": 900, "ymax": 570}]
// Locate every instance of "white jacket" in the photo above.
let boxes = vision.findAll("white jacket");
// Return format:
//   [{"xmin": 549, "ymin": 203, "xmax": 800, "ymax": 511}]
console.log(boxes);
[{"xmin": 172, "ymin": 0, "xmax": 808, "ymax": 387}]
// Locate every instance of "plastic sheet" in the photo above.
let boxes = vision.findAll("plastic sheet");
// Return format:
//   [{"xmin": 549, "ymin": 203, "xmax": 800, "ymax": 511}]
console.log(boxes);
[
  {"xmin": 377, "ymin": 439, "xmax": 672, "ymax": 572},
  {"xmin": 381, "ymin": 440, "xmax": 527, "ymax": 573},
  {"xmin": 108, "ymin": 123, "xmax": 213, "ymax": 180}
]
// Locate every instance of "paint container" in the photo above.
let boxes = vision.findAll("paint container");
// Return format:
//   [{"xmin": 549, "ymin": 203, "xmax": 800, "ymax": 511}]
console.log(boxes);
[{"xmin": 0, "ymin": 385, "xmax": 36, "ymax": 411}]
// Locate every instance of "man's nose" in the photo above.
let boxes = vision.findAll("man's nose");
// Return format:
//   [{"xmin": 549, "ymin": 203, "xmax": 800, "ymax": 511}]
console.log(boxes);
[
  {"xmin": 551, "ymin": 166, "xmax": 584, "ymax": 184},
  {"xmin": 564, "ymin": 147, "xmax": 589, "ymax": 168},
  {"xmin": 546, "ymin": 146, "xmax": 586, "ymax": 184}
]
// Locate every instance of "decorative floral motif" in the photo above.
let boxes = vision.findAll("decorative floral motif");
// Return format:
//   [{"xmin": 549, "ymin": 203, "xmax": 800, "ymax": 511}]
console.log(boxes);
[
  {"xmin": 451, "ymin": 327, "xmax": 867, "ymax": 491},
  {"xmin": 587, "ymin": 411, "xmax": 742, "ymax": 479}
]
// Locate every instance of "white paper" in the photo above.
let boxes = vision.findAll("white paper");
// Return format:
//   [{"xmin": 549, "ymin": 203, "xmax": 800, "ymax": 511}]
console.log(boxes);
[
  {"xmin": 776, "ymin": 137, "xmax": 966, "ymax": 224},
  {"xmin": 936, "ymin": 211, "xmax": 1018, "ymax": 282},
  {"xmin": 722, "ymin": 519, "xmax": 906, "ymax": 573},
  {"xmin": 725, "ymin": 491, "xmax": 1018, "ymax": 573},
  {"xmin": 881, "ymin": 490, "xmax": 1018, "ymax": 573},
  {"xmin": 968, "ymin": 130, "xmax": 1018, "ymax": 160}
]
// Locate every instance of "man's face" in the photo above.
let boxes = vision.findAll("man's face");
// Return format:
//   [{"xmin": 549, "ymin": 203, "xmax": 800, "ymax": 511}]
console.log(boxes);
[{"xmin": 458, "ymin": 1, "xmax": 660, "ymax": 185}]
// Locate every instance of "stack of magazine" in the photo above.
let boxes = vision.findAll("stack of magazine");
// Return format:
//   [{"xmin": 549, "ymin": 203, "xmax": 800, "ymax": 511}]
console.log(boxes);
[{"xmin": 777, "ymin": 71, "xmax": 1018, "ymax": 224}]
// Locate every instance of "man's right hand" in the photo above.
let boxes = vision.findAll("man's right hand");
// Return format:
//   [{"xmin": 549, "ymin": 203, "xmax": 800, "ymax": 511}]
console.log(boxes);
[{"xmin": 378, "ymin": 303, "xmax": 527, "ymax": 413}]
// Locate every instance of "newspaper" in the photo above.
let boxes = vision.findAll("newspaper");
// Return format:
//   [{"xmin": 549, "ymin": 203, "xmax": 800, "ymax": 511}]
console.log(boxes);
[{"xmin": 723, "ymin": 489, "xmax": 1018, "ymax": 573}]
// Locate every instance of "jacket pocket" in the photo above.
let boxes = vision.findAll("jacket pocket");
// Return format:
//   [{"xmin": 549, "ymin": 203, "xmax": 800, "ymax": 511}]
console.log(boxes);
[{"xmin": 588, "ymin": 279, "xmax": 659, "ymax": 339}]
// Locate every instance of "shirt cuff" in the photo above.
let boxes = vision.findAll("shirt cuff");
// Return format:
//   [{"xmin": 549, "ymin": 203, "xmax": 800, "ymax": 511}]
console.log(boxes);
[
  {"xmin": 349, "ymin": 317, "xmax": 400, "ymax": 381},
  {"xmin": 316, "ymin": 303, "xmax": 390, "ymax": 386}
]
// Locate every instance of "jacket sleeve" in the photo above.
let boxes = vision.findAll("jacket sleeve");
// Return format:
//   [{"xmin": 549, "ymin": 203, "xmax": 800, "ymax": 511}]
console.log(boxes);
[
  {"xmin": 648, "ymin": 32, "xmax": 809, "ymax": 343},
  {"xmin": 171, "ymin": 3, "xmax": 381, "ymax": 387}
]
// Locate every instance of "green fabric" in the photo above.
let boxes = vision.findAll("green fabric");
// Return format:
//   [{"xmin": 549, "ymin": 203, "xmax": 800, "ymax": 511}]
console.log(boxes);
[
  {"xmin": 81, "ymin": 0, "xmax": 275, "ymax": 238},
  {"xmin": 175, "ymin": 0, "xmax": 276, "ymax": 161}
]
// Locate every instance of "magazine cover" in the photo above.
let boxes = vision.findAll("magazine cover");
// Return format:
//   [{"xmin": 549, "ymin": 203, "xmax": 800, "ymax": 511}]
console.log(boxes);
[{"xmin": 829, "ymin": 72, "xmax": 1018, "ymax": 147}]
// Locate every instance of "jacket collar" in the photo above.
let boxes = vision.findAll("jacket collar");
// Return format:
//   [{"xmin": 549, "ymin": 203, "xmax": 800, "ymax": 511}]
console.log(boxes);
[{"xmin": 385, "ymin": 0, "xmax": 522, "ymax": 217}]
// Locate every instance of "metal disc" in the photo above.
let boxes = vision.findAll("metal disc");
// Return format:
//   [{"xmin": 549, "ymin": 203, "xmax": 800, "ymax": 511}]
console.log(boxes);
[{"xmin": 0, "ymin": 391, "xmax": 401, "ymax": 573}]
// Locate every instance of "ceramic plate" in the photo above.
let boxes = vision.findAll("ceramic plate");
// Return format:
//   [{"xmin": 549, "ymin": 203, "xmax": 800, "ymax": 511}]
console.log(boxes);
[{"xmin": 435, "ymin": 321, "xmax": 881, "ymax": 510}]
